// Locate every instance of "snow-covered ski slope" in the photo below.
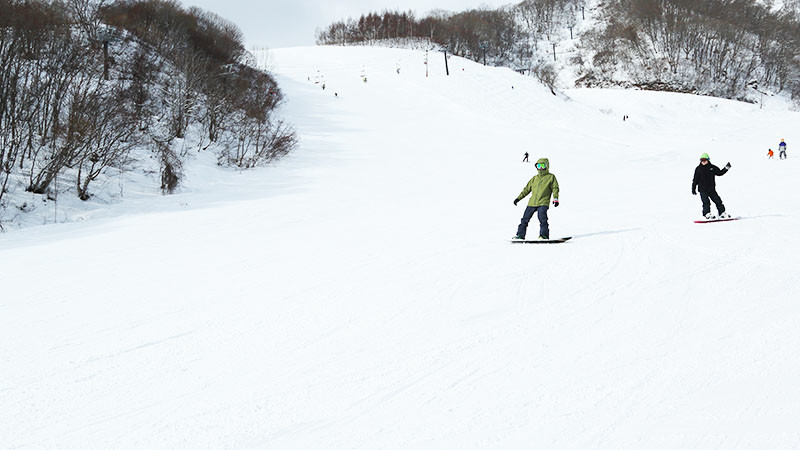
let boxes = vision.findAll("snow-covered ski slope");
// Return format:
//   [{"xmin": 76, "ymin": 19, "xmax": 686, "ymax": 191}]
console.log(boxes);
[{"xmin": 3, "ymin": 46, "xmax": 800, "ymax": 449}]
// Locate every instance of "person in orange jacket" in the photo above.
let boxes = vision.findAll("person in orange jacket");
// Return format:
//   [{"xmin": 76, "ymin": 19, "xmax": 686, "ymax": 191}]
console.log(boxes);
[{"xmin": 768, "ymin": 148, "xmax": 774, "ymax": 159}]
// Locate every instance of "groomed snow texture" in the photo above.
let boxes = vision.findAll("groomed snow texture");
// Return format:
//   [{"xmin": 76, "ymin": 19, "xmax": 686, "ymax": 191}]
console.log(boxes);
[{"xmin": 2, "ymin": 46, "xmax": 799, "ymax": 449}]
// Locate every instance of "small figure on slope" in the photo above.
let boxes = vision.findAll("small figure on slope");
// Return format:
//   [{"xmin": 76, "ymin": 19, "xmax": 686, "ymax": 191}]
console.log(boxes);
[
  {"xmin": 768, "ymin": 148, "xmax": 774, "ymax": 159},
  {"xmin": 692, "ymin": 153, "xmax": 731, "ymax": 220},
  {"xmin": 779, "ymin": 139, "xmax": 787, "ymax": 159},
  {"xmin": 513, "ymin": 158, "xmax": 559, "ymax": 240},
  {"xmin": 522, "ymin": 152, "xmax": 529, "ymax": 162}
]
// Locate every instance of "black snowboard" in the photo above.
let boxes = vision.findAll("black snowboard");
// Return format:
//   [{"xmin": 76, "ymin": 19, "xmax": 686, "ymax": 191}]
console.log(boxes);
[{"xmin": 510, "ymin": 237, "xmax": 572, "ymax": 244}]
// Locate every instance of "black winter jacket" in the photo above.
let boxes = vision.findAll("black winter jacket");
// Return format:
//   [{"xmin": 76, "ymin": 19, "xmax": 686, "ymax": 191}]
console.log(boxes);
[{"xmin": 692, "ymin": 163, "xmax": 728, "ymax": 193}]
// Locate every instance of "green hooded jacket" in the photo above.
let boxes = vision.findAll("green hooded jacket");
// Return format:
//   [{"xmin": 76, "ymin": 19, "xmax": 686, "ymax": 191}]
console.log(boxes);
[{"xmin": 516, "ymin": 158, "xmax": 559, "ymax": 207}]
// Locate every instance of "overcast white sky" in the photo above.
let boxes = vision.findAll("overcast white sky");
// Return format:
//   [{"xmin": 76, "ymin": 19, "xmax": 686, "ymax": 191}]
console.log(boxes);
[{"xmin": 184, "ymin": 0, "xmax": 514, "ymax": 49}]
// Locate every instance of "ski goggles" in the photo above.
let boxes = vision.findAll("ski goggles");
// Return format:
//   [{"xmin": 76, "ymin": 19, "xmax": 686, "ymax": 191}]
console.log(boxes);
[
  {"xmin": 700, "ymin": 158, "xmax": 709, "ymax": 162},
  {"xmin": 535, "ymin": 163, "xmax": 547, "ymax": 169}
]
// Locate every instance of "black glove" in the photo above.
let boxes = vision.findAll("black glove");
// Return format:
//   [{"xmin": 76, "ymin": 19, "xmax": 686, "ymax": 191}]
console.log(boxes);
[
  {"xmin": 692, "ymin": 188, "xmax": 697, "ymax": 195},
  {"xmin": 514, "ymin": 198, "xmax": 519, "ymax": 206},
  {"xmin": 724, "ymin": 162, "xmax": 731, "ymax": 169},
  {"xmin": 553, "ymin": 199, "xmax": 559, "ymax": 207}
]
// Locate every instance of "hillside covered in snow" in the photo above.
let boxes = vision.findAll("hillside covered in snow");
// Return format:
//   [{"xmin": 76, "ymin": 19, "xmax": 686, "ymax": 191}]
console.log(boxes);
[
  {"xmin": 317, "ymin": 0, "xmax": 800, "ymax": 105},
  {"xmin": 2, "ymin": 45, "xmax": 800, "ymax": 449},
  {"xmin": 0, "ymin": 0, "xmax": 295, "ymax": 230}
]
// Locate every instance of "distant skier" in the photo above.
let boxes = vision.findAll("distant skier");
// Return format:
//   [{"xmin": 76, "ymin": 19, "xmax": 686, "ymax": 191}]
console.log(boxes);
[
  {"xmin": 768, "ymin": 148, "xmax": 774, "ymax": 159},
  {"xmin": 779, "ymin": 139, "xmax": 787, "ymax": 159},
  {"xmin": 512, "ymin": 158, "xmax": 559, "ymax": 240},
  {"xmin": 522, "ymin": 152, "xmax": 529, "ymax": 162},
  {"xmin": 692, "ymin": 153, "xmax": 731, "ymax": 220}
]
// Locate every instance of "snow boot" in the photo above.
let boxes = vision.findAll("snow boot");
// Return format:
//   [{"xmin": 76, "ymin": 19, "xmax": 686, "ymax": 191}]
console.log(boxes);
[
  {"xmin": 704, "ymin": 213, "xmax": 716, "ymax": 220},
  {"xmin": 719, "ymin": 212, "xmax": 731, "ymax": 219}
]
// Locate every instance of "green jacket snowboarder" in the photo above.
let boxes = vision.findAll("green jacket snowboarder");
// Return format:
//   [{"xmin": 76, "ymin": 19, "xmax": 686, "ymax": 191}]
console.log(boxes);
[
  {"xmin": 513, "ymin": 158, "xmax": 560, "ymax": 239},
  {"xmin": 515, "ymin": 158, "xmax": 559, "ymax": 207}
]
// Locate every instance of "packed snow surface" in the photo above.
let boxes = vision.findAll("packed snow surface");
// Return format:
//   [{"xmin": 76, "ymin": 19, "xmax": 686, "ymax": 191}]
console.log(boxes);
[{"xmin": 2, "ymin": 46, "xmax": 799, "ymax": 449}]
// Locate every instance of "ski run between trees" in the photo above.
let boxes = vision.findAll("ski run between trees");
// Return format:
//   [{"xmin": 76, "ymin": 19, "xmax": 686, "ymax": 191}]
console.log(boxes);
[{"xmin": 2, "ymin": 46, "xmax": 800, "ymax": 450}]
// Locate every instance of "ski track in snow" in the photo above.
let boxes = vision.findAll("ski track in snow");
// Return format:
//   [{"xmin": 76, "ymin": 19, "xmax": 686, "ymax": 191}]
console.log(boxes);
[{"xmin": 2, "ymin": 46, "xmax": 800, "ymax": 449}]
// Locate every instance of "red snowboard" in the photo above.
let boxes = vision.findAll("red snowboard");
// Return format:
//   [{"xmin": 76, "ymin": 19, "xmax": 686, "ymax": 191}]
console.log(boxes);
[{"xmin": 694, "ymin": 217, "xmax": 740, "ymax": 223}]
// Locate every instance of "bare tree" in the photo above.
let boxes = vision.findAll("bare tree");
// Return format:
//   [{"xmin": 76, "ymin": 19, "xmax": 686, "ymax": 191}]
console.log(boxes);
[
  {"xmin": 161, "ymin": 51, "xmax": 205, "ymax": 139},
  {"xmin": 3, "ymin": 0, "xmax": 297, "ymax": 223},
  {"xmin": 75, "ymin": 86, "xmax": 138, "ymax": 200}
]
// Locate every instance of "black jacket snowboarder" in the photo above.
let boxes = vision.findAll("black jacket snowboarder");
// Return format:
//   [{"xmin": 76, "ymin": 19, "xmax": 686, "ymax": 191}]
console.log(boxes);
[
  {"xmin": 692, "ymin": 160, "xmax": 729, "ymax": 193},
  {"xmin": 692, "ymin": 153, "xmax": 731, "ymax": 219}
]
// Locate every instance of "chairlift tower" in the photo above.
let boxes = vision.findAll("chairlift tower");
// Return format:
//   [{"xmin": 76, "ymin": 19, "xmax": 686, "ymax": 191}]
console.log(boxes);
[{"xmin": 97, "ymin": 29, "xmax": 120, "ymax": 81}]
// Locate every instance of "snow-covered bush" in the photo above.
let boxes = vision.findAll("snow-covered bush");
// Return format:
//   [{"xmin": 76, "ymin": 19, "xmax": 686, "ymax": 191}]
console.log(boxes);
[
  {"xmin": 218, "ymin": 118, "xmax": 297, "ymax": 169},
  {"xmin": 531, "ymin": 62, "xmax": 559, "ymax": 94}
]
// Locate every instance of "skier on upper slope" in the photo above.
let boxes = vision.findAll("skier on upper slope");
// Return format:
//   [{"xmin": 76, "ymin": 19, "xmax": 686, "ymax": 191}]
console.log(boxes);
[
  {"xmin": 513, "ymin": 158, "xmax": 559, "ymax": 240},
  {"xmin": 779, "ymin": 139, "xmax": 787, "ymax": 159},
  {"xmin": 692, "ymin": 153, "xmax": 731, "ymax": 220}
]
